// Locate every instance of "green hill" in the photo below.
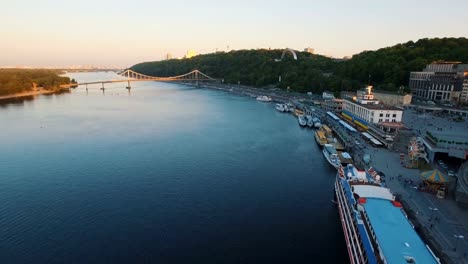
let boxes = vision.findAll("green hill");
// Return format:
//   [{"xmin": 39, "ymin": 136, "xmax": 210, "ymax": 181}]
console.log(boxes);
[{"xmin": 130, "ymin": 37, "xmax": 468, "ymax": 95}]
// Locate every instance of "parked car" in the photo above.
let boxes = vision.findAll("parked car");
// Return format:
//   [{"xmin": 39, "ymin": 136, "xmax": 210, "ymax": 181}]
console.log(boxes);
[
  {"xmin": 448, "ymin": 170, "xmax": 455, "ymax": 177},
  {"xmin": 355, "ymin": 140, "xmax": 360, "ymax": 145}
]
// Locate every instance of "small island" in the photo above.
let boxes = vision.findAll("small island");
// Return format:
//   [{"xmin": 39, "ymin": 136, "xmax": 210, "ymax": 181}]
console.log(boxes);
[{"xmin": 0, "ymin": 69, "xmax": 76, "ymax": 100}]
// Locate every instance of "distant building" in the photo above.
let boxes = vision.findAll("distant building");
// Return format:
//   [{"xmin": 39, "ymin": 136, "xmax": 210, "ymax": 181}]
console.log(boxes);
[
  {"xmin": 340, "ymin": 91, "xmax": 355, "ymax": 100},
  {"xmin": 342, "ymin": 86, "xmax": 403, "ymax": 130},
  {"xmin": 341, "ymin": 89, "xmax": 412, "ymax": 106},
  {"xmin": 370, "ymin": 90, "xmax": 412, "ymax": 106},
  {"xmin": 185, "ymin": 50, "xmax": 197, "ymax": 59},
  {"xmin": 409, "ymin": 61, "xmax": 468, "ymax": 103},
  {"xmin": 322, "ymin": 91, "xmax": 335, "ymax": 99},
  {"xmin": 460, "ymin": 75, "xmax": 468, "ymax": 103},
  {"xmin": 322, "ymin": 99, "xmax": 343, "ymax": 113},
  {"xmin": 165, "ymin": 53, "xmax": 173, "ymax": 60},
  {"xmin": 304, "ymin": 47, "xmax": 315, "ymax": 54}
]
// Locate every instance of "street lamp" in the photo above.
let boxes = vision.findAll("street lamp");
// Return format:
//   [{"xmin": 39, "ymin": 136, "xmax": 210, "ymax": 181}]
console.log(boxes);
[
  {"xmin": 453, "ymin": 234, "xmax": 464, "ymax": 252},
  {"xmin": 428, "ymin": 207, "xmax": 438, "ymax": 222}
]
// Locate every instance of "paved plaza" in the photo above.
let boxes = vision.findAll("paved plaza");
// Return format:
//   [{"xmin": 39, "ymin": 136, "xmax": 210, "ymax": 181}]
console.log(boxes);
[{"xmin": 321, "ymin": 107, "xmax": 468, "ymax": 263}]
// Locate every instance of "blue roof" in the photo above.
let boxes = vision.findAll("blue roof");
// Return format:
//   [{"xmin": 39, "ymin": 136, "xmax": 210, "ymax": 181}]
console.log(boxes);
[{"xmin": 363, "ymin": 199, "xmax": 438, "ymax": 264}]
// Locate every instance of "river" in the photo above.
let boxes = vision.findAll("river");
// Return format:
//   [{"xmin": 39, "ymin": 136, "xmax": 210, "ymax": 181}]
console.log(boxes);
[{"xmin": 0, "ymin": 72, "xmax": 347, "ymax": 263}]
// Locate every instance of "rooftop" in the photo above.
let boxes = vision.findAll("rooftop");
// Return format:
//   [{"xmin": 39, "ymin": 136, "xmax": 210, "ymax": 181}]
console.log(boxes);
[
  {"xmin": 345, "ymin": 98, "xmax": 402, "ymax": 111},
  {"xmin": 363, "ymin": 199, "xmax": 438, "ymax": 264},
  {"xmin": 353, "ymin": 185, "xmax": 393, "ymax": 200}
]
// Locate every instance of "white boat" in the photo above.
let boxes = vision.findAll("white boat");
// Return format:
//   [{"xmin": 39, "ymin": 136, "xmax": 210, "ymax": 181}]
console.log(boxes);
[
  {"xmin": 312, "ymin": 117, "xmax": 321, "ymax": 128},
  {"xmin": 256, "ymin": 95, "xmax": 272, "ymax": 102},
  {"xmin": 285, "ymin": 103, "xmax": 294, "ymax": 112},
  {"xmin": 306, "ymin": 115, "xmax": 314, "ymax": 128},
  {"xmin": 335, "ymin": 164, "xmax": 439, "ymax": 264},
  {"xmin": 322, "ymin": 144, "xmax": 341, "ymax": 169},
  {"xmin": 297, "ymin": 115, "xmax": 307, "ymax": 127},
  {"xmin": 275, "ymin": 103, "xmax": 286, "ymax": 112}
]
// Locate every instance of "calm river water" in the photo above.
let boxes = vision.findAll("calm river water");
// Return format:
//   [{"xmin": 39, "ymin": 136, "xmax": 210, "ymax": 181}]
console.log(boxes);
[{"xmin": 0, "ymin": 72, "xmax": 347, "ymax": 263}]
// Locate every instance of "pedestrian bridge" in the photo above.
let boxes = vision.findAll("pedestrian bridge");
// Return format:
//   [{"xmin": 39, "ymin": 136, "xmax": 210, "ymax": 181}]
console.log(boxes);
[{"xmin": 60, "ymin": 69, "xmax": 218, "ymax": 89}]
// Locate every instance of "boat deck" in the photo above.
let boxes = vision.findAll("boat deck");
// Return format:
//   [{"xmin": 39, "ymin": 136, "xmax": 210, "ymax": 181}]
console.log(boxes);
[
  {"xmin": 363, "ymin": 198, "xmax": 439, "ymax": 264},
  {"xmin": 338, "ymin": 151, "xmax": 353, "ymax": 165}
]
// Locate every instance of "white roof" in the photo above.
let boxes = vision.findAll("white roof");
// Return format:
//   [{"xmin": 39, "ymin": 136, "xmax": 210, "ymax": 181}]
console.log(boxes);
[{"xmin": 353, "ymin": 185, "xmax": 394, "ymax": 200}]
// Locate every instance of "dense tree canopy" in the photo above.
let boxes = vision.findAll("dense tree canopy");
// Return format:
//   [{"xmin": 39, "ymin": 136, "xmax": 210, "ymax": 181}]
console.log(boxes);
[
  {"xmin": 132, "ymin": 37, "xmax": 468, "ymax": 95},
  {"xmin": 0, "ymin": 69, "xmax": 71, "ymax": 96}
]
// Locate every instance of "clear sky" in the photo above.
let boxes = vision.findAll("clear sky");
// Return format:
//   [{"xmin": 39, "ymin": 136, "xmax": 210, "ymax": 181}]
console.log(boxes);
[{"xmin": 1, "ymin": 0, "xmax": 467, "ymax": 68}]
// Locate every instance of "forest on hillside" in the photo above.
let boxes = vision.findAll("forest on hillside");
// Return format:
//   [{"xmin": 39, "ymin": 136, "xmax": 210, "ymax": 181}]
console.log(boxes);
[
  {"xmin": 0, "ymin": 69, "xmax": 71, "ymax": 96},
  {"xmin": 131, "ymin": 37, "xmax": 468, "ymax": 95}
]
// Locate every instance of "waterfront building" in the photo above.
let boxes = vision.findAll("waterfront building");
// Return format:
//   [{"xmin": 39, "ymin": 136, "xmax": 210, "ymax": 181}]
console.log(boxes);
[
  {"xmin": 340, "ymin": 91, "xmax": 355, "ymax": 100},
  {"xmin": 322, "ymin": 91, "xmax": 335, "ymax": 99},
  {"xmin": 372, "ymin": 90, "xmax": 412, "ymax": 106},
  {"xmin": 322, "ymin": 99, "xmax": 343, "ymax": 113},
  {"xmin": 460, "ymin": 77, "xmax": 468, "ymax": 103},
  {"xmin": 409, "ymin": 61, "xmax": 468, "ymax": 103},
  {"xmin": 342, "ymin": 86, "xmax": 403, "ymax": 130}
]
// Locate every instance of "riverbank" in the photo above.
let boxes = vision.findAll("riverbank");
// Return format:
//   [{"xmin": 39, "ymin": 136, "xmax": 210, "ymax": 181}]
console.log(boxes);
[
  {"xmin": 197, "ymin": 82, "xmax": 319, "ymax": 106},
  {"xmin": 0, "ymin": 89, "xmax": 57, "ymax": 101}
]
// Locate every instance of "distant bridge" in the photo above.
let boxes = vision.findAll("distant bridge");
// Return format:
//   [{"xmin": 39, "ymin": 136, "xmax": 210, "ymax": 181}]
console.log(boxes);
[{"xmin": 60, "ymin": 69, "xmax": 218, "ymax": 89}]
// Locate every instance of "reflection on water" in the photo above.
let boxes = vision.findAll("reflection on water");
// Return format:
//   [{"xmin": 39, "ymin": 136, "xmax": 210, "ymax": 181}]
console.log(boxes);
[
  {"xmin": 0, "ymin": 72, "xmax": 348, "ymax": 264},
  {"xmin": 0, "ymin": 95, "xmax": 36, "ymax": 107},
  {"xmin": 0, "ymin": 90, "xmax": 71, "ymax": 108}
]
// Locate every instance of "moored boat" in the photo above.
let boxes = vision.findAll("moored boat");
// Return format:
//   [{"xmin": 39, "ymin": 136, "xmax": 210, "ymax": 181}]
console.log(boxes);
[
  {"xmin": 275, "ymin": 103, "xmax": 286, "ymax": 112},
  {"xmin": 256, "ymin": 95, "xmax": 272, "ymax": 102},
  {"xmin": 306, "ymin": 115, "xmax": 314, "ymax": 128},
  {"xmin": 294, "ymin": 109, "xmax": 305, "ymax": 117},
  {"xmin": 314, "ymin": 129, "xmax": 327, "ymax": 147},
  {"xmin": 322, "ymin": 144, "xmax": 341, "ymax": 169},
  {"xmin": 297, "ymin": 115, "xmax": 307, "ymax": 127},
  {"xmin": 335, "ymin": 164, "xmax": 440, "ymax": 264},
  {"xmin": 312, "ymin": 117, "xmax": 321, "ymax": 128}
]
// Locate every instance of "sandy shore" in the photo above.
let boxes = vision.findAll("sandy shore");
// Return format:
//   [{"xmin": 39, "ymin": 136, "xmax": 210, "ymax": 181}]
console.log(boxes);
[{"xmin": 0, "ymin": 90, "xmax": 57, "ymax": 100}]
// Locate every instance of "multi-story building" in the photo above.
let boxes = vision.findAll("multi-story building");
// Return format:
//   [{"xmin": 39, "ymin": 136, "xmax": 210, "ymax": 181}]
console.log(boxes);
[
  {"xmin": 372, "ymin": 90, "xmax": 412, "ymax": 106},
  {"xmin": 342, "ymin": 86, "xmax": 403, "ymax": 129},
  {"xmin": 322, "ymin": 99, "xmax": 343, "ymax": 113},
  {"xmin": 340, "ymin": 91, "xmax": 355, "ymax": 100},
  {"xmin": 460, "ymin": 76, "xmax": 468, "ymax": 103},
  {"xmin": 322, "ymin": 91, "xmax": 335, "ymax": 99},
  {"xmin": 409, "ymin": 61, "xmax": 468, "ymax": 103}
]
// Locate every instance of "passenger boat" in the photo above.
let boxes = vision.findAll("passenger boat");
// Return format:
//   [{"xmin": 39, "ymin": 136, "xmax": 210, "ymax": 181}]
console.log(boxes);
[
  {"xmin": 335, "ymin": 164, "xmax": 440, "ymax": 264},
  {"xmin": 297, "ymin": 115, "xmax": 307, "ymax": 127},
  {"xmin": 275, "ymin": 103, "xmax": 286, "ymax": 112},
  {"xmin": 314, "ymin": 129, "xmax": 328, "ymax": 147},
  {"xmin": 322, "ymin": 144, "xmax": 341, "ymax": 169},
  {"xmin": 256, "ymin": 95, "xmax": 272, "ymax": 102},
  {"xmin": 294, "ymin": 109, "xmax": 305, "ymax": 117}
]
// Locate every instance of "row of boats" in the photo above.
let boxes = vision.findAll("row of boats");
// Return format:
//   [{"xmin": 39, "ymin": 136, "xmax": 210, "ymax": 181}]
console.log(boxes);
[
  {"xmin": 297, "ymin": 115, "xmax": 321, "ymax": 128},
  {"xmin": 313, "ymin": 122, "xmax": 441, "ymax": 263},
  {"xmin": 260, "ymin": 94, "xmax": 440, "ymax": 264}
]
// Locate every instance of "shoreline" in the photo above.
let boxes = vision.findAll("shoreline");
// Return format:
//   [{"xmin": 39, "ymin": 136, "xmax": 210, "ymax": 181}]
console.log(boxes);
[{"xmin": 0, "ymin": 89, "xmax": 58, "ymax": 101}]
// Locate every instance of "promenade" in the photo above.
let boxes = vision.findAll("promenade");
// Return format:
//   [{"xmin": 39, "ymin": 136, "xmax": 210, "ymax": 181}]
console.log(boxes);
[{"xmin": 324, "ymin": 108, "xmax": 468, "ymax": 264}]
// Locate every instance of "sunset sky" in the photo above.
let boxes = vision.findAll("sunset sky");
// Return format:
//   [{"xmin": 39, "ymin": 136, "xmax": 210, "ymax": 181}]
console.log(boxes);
[{"xmin": 1, "ymin": 0, "xmax": 467, "ymax": 68}]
